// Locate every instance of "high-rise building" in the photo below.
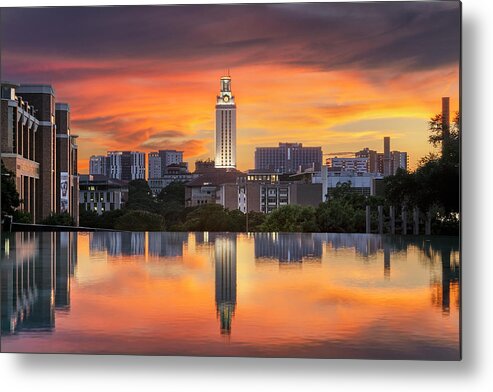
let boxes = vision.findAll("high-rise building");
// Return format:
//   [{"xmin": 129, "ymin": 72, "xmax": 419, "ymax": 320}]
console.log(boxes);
[
  {"xmin": 107, "ymin": 151, "xmax": 145, "ymax": 181},
  {"xmin": 89, "ymin": 155, "xmax": 108, "ymax": 176},
  {"xmin": 148, "ymin": 150, "xmax": 185, "ymax": 179},
  {"xmin": 215, "ymin": 75, "xmax": 237, "ymax": 169},
  {"xmin": 55, "ymin": 103, "xmax": 79, "ymax": 224},
  {"xmin": 148, "ymin": 152, "xmax": 161, "ymax": 179},
  {"xmin": 255, "ymin": 143, "xmax": 322, "ymax": 173},
  {"xmin": 390, "ymin": 151, "xmax": 408, "ymax": 174},
  {"xmin": 355, "ymin": 148, "xmax": 379, "ymax": 173},
  {"xmin": 15, "ymin": 84, "xmax": 57, "ymax": 221},
  {"xmin": 383, "ymin": 136, "xmax": 391, "ymax": 176}
]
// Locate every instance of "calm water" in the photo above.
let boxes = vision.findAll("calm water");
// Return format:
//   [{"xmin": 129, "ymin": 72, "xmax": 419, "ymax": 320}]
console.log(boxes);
[{"xmin": 0, "ymin": 231, "xmax": 460, "ymax": 359}]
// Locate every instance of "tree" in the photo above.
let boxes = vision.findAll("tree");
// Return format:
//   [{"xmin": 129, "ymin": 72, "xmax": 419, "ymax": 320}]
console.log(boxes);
[
  {"xmin": 259, "ymin": 205, "xmax": 318, "ymax": 232},
  {"xmin": 183, "ymin": 204, "xmax": 241, "ymax": 232},
  {"xmin": 157, "ymin": 182, "xmax": 186, "ymax": 229},
  {"xmin": 1, "ymin": 160, "xmax": 20, "ymax": 216},
  {"xmin": 114, "ymin": 210, "xmax": 165, "ymax": 231},
  {"xmin": 157, "ymin": 181, "xmax": 185, "ymax": 204},
  {"xmin": 126, "ymin": 179, "xmax": 158, "ymax": 212},
  {"xmin": 246, "ymin": 211, "xmax": 266, "ymax": 231}
]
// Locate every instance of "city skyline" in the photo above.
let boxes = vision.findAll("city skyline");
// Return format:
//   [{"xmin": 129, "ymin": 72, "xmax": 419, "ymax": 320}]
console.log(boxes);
[{"xmin": 1, "ymin": 3, "xmax": 460, "ymax": 173}]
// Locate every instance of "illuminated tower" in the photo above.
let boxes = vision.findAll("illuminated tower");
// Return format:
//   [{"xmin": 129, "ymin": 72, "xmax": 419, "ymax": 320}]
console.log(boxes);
[{"xmin": 215, "ymin": 75, "xmax": 237, "ymax": 169}]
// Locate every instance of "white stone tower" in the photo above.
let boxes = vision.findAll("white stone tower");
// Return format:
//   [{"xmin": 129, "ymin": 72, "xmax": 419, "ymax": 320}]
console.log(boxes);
[{"xmin": 215, "ymin": 75, "xmax": 236, "ymax": 169}]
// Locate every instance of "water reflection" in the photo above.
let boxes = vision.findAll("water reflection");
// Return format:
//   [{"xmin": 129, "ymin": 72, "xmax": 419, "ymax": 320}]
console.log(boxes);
[
  {"xmin": 1, "ymin": 232, "xmax": 460, "ymax": 359},
  {"xmin": 254, "ymin": 233, "xmax": 322, "ymax": 263},
  {"xmin": 1, "ymin": 232, "xmax": 77, "ymax": 334},
  {"xmin": 214, "ymin": 235, "xmax": 237, "ymax": 335}
]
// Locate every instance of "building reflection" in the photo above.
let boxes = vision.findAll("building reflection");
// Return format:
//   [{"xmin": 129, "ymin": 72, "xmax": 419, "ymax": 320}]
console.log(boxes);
[
  {"xmin": 214, "ymin": 234, "xmax": 237, "ymax": 335},
  {"xmin": 1, "ymin": 232, "xmax": 77, "ymax": 335},
  {"xmin": 324, "ymin": 233, "xmax": 384, "ymax": 257},
  {"xmin": 254, "ymin": 233, "xmax": 322, "ymax": 263},
  {"xmin": 89, "ymin": 232, "xmax": 145, "ymax": 256},
  {"xmin": 148, "ymin": 232, "xmax": 187, "ymax": 257}
]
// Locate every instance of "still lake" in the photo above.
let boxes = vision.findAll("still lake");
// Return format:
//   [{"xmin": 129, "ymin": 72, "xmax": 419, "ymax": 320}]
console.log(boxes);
[{"xmin": 1, "ymin": 231, "xmax": 460, "ymax": 359}]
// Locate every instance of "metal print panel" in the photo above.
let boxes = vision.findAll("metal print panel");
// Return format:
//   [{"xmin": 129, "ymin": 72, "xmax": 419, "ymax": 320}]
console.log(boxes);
[{"xmin": 0, "ymin": 1, "xmax": 461, "ymax": 360}]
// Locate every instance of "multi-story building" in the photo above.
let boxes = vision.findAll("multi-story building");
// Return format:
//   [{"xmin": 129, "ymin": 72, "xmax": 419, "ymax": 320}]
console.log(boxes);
[
  {"xmin": 250, "ymin": 183, "xmax": 322, "ymax": 214},
  {"xmin": 321, "ymin": 165, "xmax": 383, "ymax": 200},
  {"xmin": 2, "ymin": 83, "xmax": 79, "ymax": 224},
  {"xmin": 255, "ymin": 143, "xmax": 322, "ymax": 173},
  {"xmin": 185, "ymin": 171, "xmax": 243, "ymax": 207},
  {"xmin": 79, "ymin": 174, "xmax": 128, "ymax": 215},
  {"xmin": 89, "ymin": 155, "xmax": 108, "ymax": 176},
  {"xmin": 195, "ymin": 159, "xmax": 217, "ymax": 174},
  {"xmin": 148, "ymin": 152, "xmax": 161, "ymax": 179},
  {"xmin": 391, "ymin": 151, "xmax": 408, "ymax": 174},
  {"xmin": 1, "ymin": 83, "xmax": 40, "ymax": 222},
  {"xmin": 15, "ymin": 84, "xmax": 57, "ymax": 221},
  {"xmin": 160, "ymin": 150, "xmax": 184, "ymax": 173},
  {"xmin": 215, "ymin": 75, "xmax": 237, "ymax": 169},
  {"xmin": 356, "ymin": 138, "xmax": 408, "ymax": 175},
  {"xmin": 327, "ymin": 157, "xmax": 368, "ymax": 174},
  {"xmin": 55, "ymin": 103, "xmax": 79, "ymax": 224},
  {"xmin": 148, "ymin": 150, "xmax": 185, "ymax": 179},
  {"xmin": 355, "ymin": 148, "xmax": 379, "ymax": 173},
  {"xmin": 148, "ymin": 172, "xmax": 199, "ymax": 196},
  {"xmin": 107, "ymin": 151, "xmax": 145, "ymax": 181}
]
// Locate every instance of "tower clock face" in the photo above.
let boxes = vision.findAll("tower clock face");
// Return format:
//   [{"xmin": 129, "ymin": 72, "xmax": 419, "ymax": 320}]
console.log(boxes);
[{"xmin": 223, "ymin": 95, "xmax": 230, "ymax": 102}]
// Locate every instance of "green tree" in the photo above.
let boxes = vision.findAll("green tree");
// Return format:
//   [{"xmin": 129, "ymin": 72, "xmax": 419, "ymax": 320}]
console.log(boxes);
[
  {"xmin": 182, "ymin": 204, "xmax": 244, "ymax": 232},
  {"xmin": 157, "ymin": 181, "xmax": 185, "ymax": 204},
  {"xmin": 114, "ymin": 210, "xmax": 165, "ymax": 231},
  {"xmin": 157, "ymin": 182, "xmax": 186, "ymax": 229},
  {"xmin": 1, "ymin": 160, "xmax": 20, "ymax": 216},
  {"xmin": 126, "ymin": 179, "xmax": 158, "ymax": 212},
  {"xmin": 259, "ymin": 205, "xmax": 318, "ymax": 232},
  {"xmin": 246, "ymin": 211, "xmax": 266, "ymax": 232}
]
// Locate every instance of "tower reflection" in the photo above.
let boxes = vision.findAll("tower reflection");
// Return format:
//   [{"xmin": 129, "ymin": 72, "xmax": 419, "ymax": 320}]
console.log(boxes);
[{"xmin": 214, "ymin": 234, "xmax": 237, "ymax": 335}]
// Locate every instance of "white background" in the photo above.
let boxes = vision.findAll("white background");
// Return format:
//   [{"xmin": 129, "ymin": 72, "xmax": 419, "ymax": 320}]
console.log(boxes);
[{"xmin": 1, "ymin": 0, "xmax": 491, "ymax": 390}]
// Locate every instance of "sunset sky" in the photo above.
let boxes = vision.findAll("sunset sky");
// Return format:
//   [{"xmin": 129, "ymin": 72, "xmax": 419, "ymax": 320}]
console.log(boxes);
[{"xmin": 1, "ymin": 2, "xmax": 460, "ymax": 172}]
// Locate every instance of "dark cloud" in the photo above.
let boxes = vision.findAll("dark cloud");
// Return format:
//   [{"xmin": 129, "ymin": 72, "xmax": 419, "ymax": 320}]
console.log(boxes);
[{"xmin": 1, "ymin": 2, "xmax": 460, "ymax": 75}]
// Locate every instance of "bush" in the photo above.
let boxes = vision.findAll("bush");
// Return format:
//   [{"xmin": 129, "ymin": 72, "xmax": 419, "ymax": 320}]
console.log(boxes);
[
  {"xmin": 13, "ymin": 210, "xmax": 32, "ymax": 224},
  {"xmin": 41, "ymin": 212, "xmax": 75, "ymax": 226}
]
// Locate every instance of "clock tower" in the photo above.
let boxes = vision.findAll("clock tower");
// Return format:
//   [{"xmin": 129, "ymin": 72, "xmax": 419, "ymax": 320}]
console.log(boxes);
[{"xmin": 215, "ymin": 75, "xmax": 236, "ymax": 169}]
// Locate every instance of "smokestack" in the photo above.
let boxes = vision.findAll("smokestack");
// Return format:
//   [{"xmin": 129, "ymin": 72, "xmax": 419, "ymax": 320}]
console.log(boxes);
[{"xmin": 383, "ymin": 136, "xmax": 391, "ymax": 176}]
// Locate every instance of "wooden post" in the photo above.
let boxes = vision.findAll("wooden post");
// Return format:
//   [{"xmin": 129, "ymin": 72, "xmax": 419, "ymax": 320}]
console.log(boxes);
[
  {"xmin": 425, "ymin": 210, "xmax": 431, "ymax": 235},
  {"xmin": 413, "ymin": 207, "xmax": 420, "ymax": 235},
  {"xmin": 401, "ymin": 205, "xmax": 407, "ymax": 235},
  {"xmin": 389, "ymin": 206, "xmax": 395, "ymax": 235},
  {"xmin": 378, "ymin": 205, "xmax": 383, "ymax": 234},
  {"xmin": 366, "ymin": 205, "xmax": 371, "ymax": 234}
]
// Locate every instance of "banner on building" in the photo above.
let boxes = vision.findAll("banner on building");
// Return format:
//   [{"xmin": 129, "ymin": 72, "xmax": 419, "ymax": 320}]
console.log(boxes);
[{"xmin": 60, "ymin": 172, "xmax": 69, "ymax": 213}]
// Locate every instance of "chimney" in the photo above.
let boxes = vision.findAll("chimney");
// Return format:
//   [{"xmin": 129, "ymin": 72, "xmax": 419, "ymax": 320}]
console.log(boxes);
[{"xmin": 383, "ymin": 136, "xmax": 391, "ymax": 176}]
